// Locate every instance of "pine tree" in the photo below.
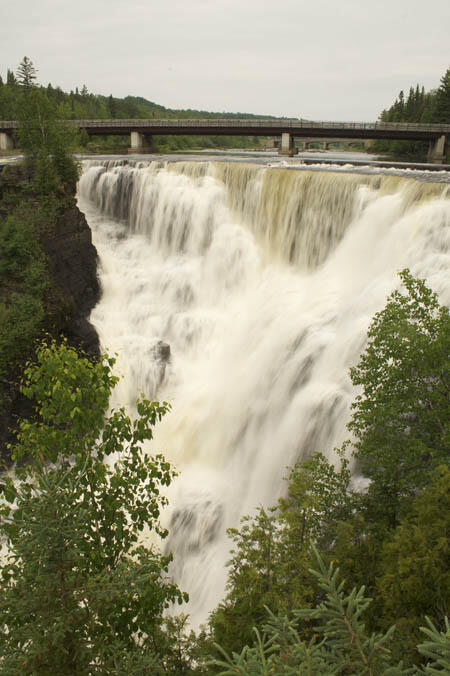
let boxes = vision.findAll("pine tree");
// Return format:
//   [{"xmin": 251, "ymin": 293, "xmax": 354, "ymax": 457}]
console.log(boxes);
[
  {"xmin": 211, "ymin": 548, "xmax": 412, "ymax": 675},
  {"xmin": 108, "ymin": 93, "xmax": 117, "ymax": 118},
  {"xmin": 16, "ymin": 56, "xmax": 37, "ymax": 89},
  {"xmin": 6, "ymin": 69, "xmax": 17, "ymax": 87},
  {"xmin": 433, "ymin": 67, "xmax": 450, "ymax": 123}
]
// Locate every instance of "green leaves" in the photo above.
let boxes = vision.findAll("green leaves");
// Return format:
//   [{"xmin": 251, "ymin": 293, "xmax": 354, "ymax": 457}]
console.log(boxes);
[
  {"xmin": 0, "ymin": 340, "xmax": 186, "ymax": 674},
  {"xmin": 348, "ymin": 269, "xmax": 450, "ymax": 523}
]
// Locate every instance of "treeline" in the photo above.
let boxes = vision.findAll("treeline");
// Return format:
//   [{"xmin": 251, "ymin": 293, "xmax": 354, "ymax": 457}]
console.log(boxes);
[
  {"xmin": 371, "ymin": 66, "xmax": 450, "ymax": 160},
  {"xmin": 0, "ymin": 57, "xmax": 279, "ymax": 152}
]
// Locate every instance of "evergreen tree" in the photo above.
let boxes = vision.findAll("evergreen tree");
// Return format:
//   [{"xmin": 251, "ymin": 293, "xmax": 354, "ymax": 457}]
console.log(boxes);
[
  {"xmin": 16, "ymin": 56, "xmax": 37, "ymax": 89},
  {"xmin": 211, "ymin": 548, "xmax": 412, "ymax": 675},
  {"xmin": 6, "ymin": 69, "xmax": 17, "ymax": 87},
  {"xmin": 108, "ymin": 93, "xmax": 117, "ymax": 118},
  {"xmin": 378, "ymin": 466, "xmax": 450, "ymax": 629},
  {"xmin": 433, "ymin": 67, "xmax": 450, "ymax": 123}
]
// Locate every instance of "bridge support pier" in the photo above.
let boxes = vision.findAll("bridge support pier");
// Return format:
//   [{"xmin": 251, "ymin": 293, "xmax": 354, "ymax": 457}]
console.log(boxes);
[
  {"xmin": 427, "ymin": 134, "xmax": 448, "ymax": 164},
  {"xmin": 278, "ymin": 132, "xmax": 296, "ymax": 157},
  {"xmin": 129, "ymin": 131, "xmax": 154, "ymax": 154},
  {"xmin": 0, "ymin": 132, "xmax": 15, "ymax": 151}
]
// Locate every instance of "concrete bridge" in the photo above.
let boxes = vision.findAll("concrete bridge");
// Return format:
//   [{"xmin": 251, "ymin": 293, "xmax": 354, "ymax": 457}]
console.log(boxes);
[{"xmin": 1, "ymin": 119, "xmax": 449, "ymax": 163}]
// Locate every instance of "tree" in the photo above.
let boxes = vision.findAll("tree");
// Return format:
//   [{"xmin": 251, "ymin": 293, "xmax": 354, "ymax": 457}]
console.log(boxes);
[
  {"xmin": 6, "ymin": 69, "xmax": 17, "ymax": 87},
  {"xmin": 433, "ymin": 67, "xmax": 450, "ymax": 123},
  {"xmin": 209, "ymin": 453, "xmax": 352, "ymax": 657},
  {"xmin": 378, "ymin": 466, "xmax": 450, "ymax": 631},
  {"xmin": 0, "ymin": 340, "xmax": 187, "ymax": 674},
  {"xmin": 17, "ymin": 87, "xmax": 79, "ymax": 194},
  {"xmin": 16, "ymin": 56, "xmax": 38, "ymax": 89},
  {"xmin": 108, "ymin": 94, "xmax": 117, "ymax": 118},
  {"xmin": 211, "ymin": 548, "xmax": 413, "ymax": 675},
  {"xmin": 348, "ymin": 269, "xmax": 450, "ymax": 524}
]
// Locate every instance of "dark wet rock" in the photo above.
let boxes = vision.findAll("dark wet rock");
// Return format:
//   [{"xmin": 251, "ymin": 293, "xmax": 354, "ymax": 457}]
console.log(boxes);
[
  {"xmin": 153, "ymin": 340, "xmax": 171, "ymax": 362},
  {"xmin": 41, "ymin": 202, "xmax": 100, "ymax": 356}
]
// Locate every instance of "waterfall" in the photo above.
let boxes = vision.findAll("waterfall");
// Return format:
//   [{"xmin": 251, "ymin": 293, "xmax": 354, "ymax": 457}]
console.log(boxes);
[{"xmin": 78, "ymin": 159, "xmax": 450, "ymax": 627}]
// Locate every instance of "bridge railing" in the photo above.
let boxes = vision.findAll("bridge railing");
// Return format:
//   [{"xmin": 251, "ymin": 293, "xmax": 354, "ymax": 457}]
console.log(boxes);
[
  {"xmin": 1, "ymin": 119, "xmax": 450, "ymax": 133},
  {"xmin": 61, "ymin": 119, "xmax": 450, "ymax": 133}
]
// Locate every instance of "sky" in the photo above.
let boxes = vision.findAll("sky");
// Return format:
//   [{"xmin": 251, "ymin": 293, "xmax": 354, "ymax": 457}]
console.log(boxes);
[{"xmin": 1, "ymin": 0, "xmax": 449, "ymax": 121}]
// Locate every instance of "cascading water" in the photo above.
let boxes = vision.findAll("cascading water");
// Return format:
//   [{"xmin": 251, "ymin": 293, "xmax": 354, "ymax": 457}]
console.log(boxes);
[{"xmin": 77, "ymin": 159, "xmax": 450, "ymax": 627}]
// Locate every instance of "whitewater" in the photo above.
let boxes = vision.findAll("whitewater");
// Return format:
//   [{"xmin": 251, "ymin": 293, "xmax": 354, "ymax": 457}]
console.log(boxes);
[{"xmin": 77, "ymin": 159, "xmax": 450, "ymax": 627}]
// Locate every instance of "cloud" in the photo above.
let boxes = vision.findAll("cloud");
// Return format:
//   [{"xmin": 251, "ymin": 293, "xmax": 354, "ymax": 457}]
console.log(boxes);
[{"xmin": 1, "ymin": 0, "xmax": 449, "ymax": 119}]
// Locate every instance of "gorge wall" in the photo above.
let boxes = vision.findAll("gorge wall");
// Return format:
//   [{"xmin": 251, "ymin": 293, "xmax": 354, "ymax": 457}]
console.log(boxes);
[{"xmin": 0, "ymin": 163, "xmax": 100, "ymax": 459}]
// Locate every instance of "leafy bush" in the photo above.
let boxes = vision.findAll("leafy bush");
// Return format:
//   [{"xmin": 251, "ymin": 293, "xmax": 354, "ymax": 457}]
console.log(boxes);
[{"xmin": 0, "ymin": 340, "xmax": 187, "ymax": 674}]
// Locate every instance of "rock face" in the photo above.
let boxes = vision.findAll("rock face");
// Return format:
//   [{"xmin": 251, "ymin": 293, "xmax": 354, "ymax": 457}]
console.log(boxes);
[
  {"xmin": 42, "ymin": 202, "xmax": 100, "ymax": 356},
  {"xmin": 0, "ymin": 163, "xmax": 101, "ymax": 460}
]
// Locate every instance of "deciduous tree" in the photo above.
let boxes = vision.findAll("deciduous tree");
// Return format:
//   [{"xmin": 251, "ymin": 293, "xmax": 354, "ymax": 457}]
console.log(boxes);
[
  {"xmin": 0, "ymin": 340, "xmax": 187, "ymax": 674},
  {"xmin": 348, "ymin": 269, "xmax": 450, "ymax": 524}
]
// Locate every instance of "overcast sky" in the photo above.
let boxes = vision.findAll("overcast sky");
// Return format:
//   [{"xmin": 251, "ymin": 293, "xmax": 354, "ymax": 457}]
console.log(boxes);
[{"xmin": 1, "ymin": 0, "xmax": 449, "ymax": 120}]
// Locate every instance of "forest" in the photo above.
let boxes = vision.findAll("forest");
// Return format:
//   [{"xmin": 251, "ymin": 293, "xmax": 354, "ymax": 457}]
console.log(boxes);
[
  {"xmin": 0, "ymin": 58, "xmax": 277, "ymax": 153},
  {"xmin": 371, "ymin": 66, "xmax": 450, "ymax": 161},
  {"xmin": 0, "ymin": 59, "xmax": 449, "ymax": 674}
]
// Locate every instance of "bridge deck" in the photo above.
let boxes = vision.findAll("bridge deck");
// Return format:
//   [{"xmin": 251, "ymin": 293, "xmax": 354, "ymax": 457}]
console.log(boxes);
[{"xmin": 1, "ymin": 119, "xmax": 449, "ymax": 141}]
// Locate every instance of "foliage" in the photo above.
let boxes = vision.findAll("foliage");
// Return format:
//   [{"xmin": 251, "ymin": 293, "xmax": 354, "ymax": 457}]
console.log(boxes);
[
  {"xmin": 17, "ymin": 87, "xmax": 79, "ymax": 193},
  {"xmin": 0, "ymin": 58, "xmax": 277, "ymax": 154},
  {"xmin": 433, "ymin": 68, "xmax": 450, "ymax": 124},
  {"xmin": 371, "ymin": 66, "xmax": 450, "ymax": 160},
  {"xmin": 0, "ymin": 211, "xmax": 48, "ymax": 387},
  {"xmin": 348, "ymin": 269, "xmax": 450, "ymax": 524},
  {"xmin": 210, "ymin": 548, "xmax": 412, "ymax": 675},
  {"xmin": 418, "ymin": 617, "xmax": 450, "ymax": 674},
  {"xmin": 278, "ymin": 451, "xmax": 352, "ymax": 548},
  {"xmin": 378, "ymin": 466, "xmax": 450, "ymax": 628},
  {"xmin": 206, "ymin": 270, "xmax": 450, "ymax": 672},
  {"xmin": 208, "ymin": 453, "xmax": 353, "ymax": 657},
  {"xmin": 0, "ymin": 340, "xmax": 187, "ymax": 674}
]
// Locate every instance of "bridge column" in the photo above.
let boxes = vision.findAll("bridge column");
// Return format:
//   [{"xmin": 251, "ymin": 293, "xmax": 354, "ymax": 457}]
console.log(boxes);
[
  {"xmin": 279, "ymin": 132, "xmax": 296, "ymax": 157},
  {"xmin": 322, "ymin": 141, "xmax": 328, "ymax": 150},
  {"xmin": 427, "ymin": 134, "xmax": 448, "ymax": 164},
  {"xmin": 0, "ymin": 132, "xmax": 15, "ymax": 151},
  {"xmin": 129, "ymin": 131, "xmax": 154, "ymax": 154}
]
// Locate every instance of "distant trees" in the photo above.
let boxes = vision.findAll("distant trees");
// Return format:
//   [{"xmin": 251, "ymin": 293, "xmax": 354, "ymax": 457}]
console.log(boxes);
[
  {"xmin": 372, "ymin": 65, "xmax": 450, "ymax": 160},
  {"xmin": 434, "ymin": 68, "xmax": 450, "ymax": 123},
  {"xmin": 18, "ymin": 87, "xmax": 79, "ymax": 194},
  {"xmin": 0, "ymin": 59, "xmax": 270, "ymax": 152}
]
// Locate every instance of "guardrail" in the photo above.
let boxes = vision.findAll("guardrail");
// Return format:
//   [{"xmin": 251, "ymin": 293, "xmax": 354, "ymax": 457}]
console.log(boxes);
[{"xmin": 1, "ymin": 119, "xmax": 450, "ymax": 133}]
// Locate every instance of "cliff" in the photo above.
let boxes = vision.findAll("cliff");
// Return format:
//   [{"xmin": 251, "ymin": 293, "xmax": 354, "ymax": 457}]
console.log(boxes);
[{"xmin": 0, "ymin": 162, "xmax": 100, "ymax": 459}]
